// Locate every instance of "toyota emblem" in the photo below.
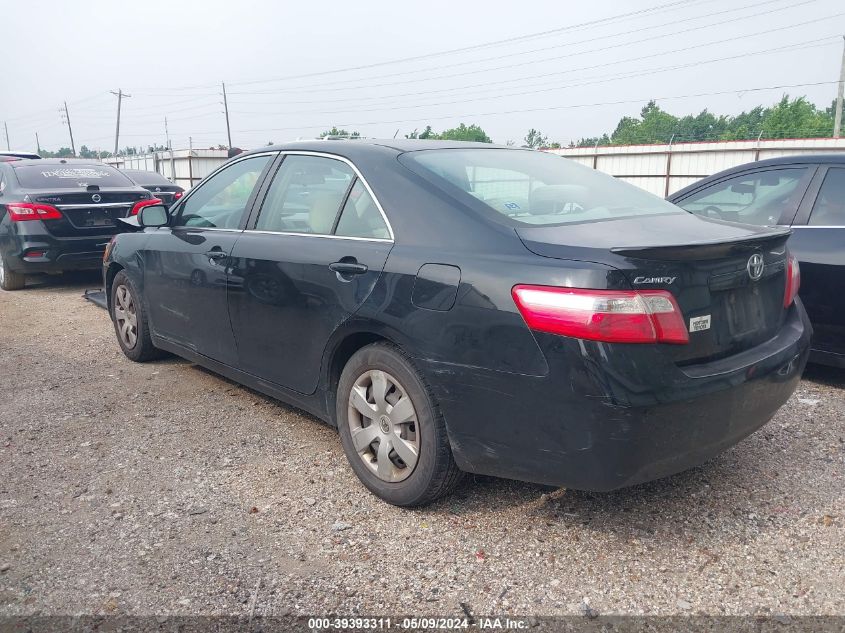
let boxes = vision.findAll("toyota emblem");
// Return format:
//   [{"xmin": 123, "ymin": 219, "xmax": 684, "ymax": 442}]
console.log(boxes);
[
  {"xmin": 91, "ymin": 193, "xmax": 101, "ymax": 203},
  {"xmin": 747, "ymin": 253, "xmax": 764, "ymax": 281}
]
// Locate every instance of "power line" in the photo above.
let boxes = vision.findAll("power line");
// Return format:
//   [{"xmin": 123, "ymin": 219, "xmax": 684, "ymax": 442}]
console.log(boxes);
[
  {"xmin": 225, "ymin": 6, "xmax": 835, "ymax": 99},
  {"xmin": 226, "ymin": 37, "xmax": 838, "ymax": 116},
  {"xmin": 173, "ymin": 80, "xmax": 840, "ymax": 137},
  {"xmin": 164, "ymin": 0, "xmax": 711, "ymax": 92}
]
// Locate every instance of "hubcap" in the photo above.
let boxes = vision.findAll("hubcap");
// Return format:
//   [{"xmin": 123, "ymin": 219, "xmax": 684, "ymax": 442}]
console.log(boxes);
[
  {"xmin": 0, "ymin": 257, "xmax": 5, "ymax": 285},
  {"xmin": 347, "ymin": 369, "xmax": 419, "ymax": 483},
  {"xmin": 113, "ymin": 284, "xmax": 138, "ymax": 349}
]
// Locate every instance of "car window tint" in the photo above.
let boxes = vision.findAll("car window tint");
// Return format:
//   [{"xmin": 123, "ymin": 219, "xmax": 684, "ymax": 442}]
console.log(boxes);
[
  {"xmin": 175, "ymin": 155, "xmax": 271, "ymax": 229},
  {"xmin": 334, "ymin": 179, "xmax": 390, "ymax": 239},
  {"xmin": 255, "ymin": 155, "xmax": 354, "ymax": 234},
  {"xmin": 401, "ymin": 149, "xmax": 682, "ymax": 226},
  {"xmin": 677, "ymin": 168, "xmax": 807, "ymax": 226},
  {"xmin": 808, "ymin": 168, "xmax": 845, "ymax": 227},
  {"xmin": 13, "ymin": 164, "xmax": 134, "ymax": 189}
]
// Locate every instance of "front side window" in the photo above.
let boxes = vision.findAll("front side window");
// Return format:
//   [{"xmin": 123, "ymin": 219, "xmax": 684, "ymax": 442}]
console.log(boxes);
[
  {"xmin": 254, "ymin": 155, "xmax": 355, "ymax": 234},
  {"xmin": 400, "ymin": 148, "xmax": 683, "ymax": 226},
  {"xmin": 678, "ymin": 168, "xmax": 808, "ymax": 226},
  {"xmin": 175, "ymin": 155, "xmax": 272, "ymax": 229},
  {"xmin": 808, "ymin": 168, "xmax": 845, "ymax": 226}
]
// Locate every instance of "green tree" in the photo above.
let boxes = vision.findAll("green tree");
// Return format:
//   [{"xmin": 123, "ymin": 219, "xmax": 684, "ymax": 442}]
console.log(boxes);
[
  {"xmin": 759, "ymin": 95, "xmax": 832, "ymax": 139},
  {"xmin": 406, "ymin": 125, "xmax": 435, "ymax": 139},
  {"xmin": 523, "ymin": 129, "xmax": 548, "ymax": 148},
  {"xmin": 435, "ymin": 123, "xmax": 492, "ymax": 143},
  {"xmin": 319, "ymin": 127, "xmax": 360, "ymax": 138}
]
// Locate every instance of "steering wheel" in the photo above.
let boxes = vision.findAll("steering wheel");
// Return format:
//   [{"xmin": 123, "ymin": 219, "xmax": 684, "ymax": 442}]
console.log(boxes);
[{"xmin": 703, "ymin": 205, "xmax": 724, "ymax": 220}]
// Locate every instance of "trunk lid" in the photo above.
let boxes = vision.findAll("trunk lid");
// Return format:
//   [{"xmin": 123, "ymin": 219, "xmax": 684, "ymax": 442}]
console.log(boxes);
[
  {"xmin": 30, "ymin": 188, "xmax": 151, "ymax": 237},
  {"xmin": 516, "ymin": 214, "xmax": 792, "ymax": 365}
]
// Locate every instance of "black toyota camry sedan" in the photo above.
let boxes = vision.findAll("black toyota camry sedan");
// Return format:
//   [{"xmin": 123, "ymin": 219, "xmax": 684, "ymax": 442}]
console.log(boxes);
[
  {"xmin": 0, "ymin": 159, "xmax": 159, "ymax": 290},
  {"xmin": 103, "ymin": 140, "xmax": 811, "ymax": 506},
  {"xmin": 669, "ymin": 155, "xmax": 844, "ymax": 368}
]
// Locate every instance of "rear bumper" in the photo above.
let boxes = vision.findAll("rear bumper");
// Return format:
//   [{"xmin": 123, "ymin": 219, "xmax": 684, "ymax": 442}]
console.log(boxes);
[
  {"xmin": 3, "ymin": 230, "xmax": 111, "ymax": 274},
  {"xmin": 422, "ymin": 300, "xmax": 812, "ymax": 491}
]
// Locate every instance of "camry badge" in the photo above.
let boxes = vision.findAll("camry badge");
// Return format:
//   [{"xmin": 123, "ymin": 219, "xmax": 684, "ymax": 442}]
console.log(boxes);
[
  {"xmin": 91, "ymin": 193, "xmax": 102, "ymax": 203},
  {"xmin": 747, "ymin": 254, "xmax": 764, "ymax": 281}
]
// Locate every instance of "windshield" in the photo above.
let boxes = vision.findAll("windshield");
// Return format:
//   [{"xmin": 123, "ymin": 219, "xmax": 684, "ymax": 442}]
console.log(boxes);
[
  {"xmin": 400, "ymin": 148, "xmax": 683, "ymax": 226},
  {"xmin": 13, "ymin": 164, "xmax": 134, "ymax": 189},
  {"xmin": 125, "ymin": 170, "xmax": 174, "ymax": 186}
]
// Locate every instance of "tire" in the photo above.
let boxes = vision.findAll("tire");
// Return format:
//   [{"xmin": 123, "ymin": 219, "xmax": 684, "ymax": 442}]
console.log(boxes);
[
  {"xmin": 336, "ymin": 342, "xmax": 464, "ymax": 506},
  {"xmin": 110, "ymin": 271, "xmax": 161, "ymax": 362},
  {"xmin": 0, "ymin": 253, "xmax": 25, "ymax": 291}
]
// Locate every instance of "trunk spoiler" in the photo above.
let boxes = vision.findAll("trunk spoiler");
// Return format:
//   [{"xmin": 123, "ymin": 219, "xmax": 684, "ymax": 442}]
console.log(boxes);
[{"xmin": 610, "ymin": 228, "xmax": 791, "ymax": 261}]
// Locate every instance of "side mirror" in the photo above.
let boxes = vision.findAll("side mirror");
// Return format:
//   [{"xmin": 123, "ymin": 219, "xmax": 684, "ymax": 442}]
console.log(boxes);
[{"xmin": 138, "ymin": 204, "xmax": 169, "ymax": 228}]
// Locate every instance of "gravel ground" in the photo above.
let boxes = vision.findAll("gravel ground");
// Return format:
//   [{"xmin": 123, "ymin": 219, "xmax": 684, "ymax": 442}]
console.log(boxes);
[{"xmin": 0, "ymin": 272, "xmax": 843, "ymax": 619}]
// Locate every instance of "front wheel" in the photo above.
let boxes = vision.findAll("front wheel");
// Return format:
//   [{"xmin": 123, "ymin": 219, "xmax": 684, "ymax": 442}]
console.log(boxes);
[
  {"xmin": 336, "ymin": 343, "xmax": 464, "ymax": 506},
  {"xmin": 0, "ymin": 254, "xmax": 25, "ymax": 291},
  {"xmin": 110, "ymin": 271, "xmax": 161, "ymax": 362}
]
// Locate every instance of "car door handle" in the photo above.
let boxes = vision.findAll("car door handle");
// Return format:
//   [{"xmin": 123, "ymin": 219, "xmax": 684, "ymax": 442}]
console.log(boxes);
[
  {"xmin": 206, "ymin": 250, "xmax": 228, "ymax": 260},
  {"xmin": 329, "ymin": 261, "xmax": 368, "ymax": 275}
]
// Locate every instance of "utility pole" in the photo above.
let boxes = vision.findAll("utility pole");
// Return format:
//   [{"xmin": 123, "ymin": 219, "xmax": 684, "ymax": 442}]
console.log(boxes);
[
  {"xmin": 3, "ymin": 122, "xmax": 9, "ymax": 150},
  {"xmin": 834, "ymin": 35, "xmax": 845, "ymax": 138},
  {"xmin": 35, "ymin": 132, "xmax": 41, "ymax": 154},
  {"xmin": 164, "ymin": 116, "xmax": 171, "ymax": 150},
  {"xmin": 110, "ymin": 89, "xmax": 131, "ymax": 155},
  {"xmin": 222, "ymin": 82, "xmax": 232, "ymax": 149},
  {"xmin": 62, "ymin": 101, "xmax": 76, "ymax": 156}
]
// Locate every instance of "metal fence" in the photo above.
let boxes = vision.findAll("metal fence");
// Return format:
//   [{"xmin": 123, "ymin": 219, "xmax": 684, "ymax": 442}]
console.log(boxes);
[
  {"xmin": 103, "ymin": 148, "xmax": 229, "ymax": 190},
  {"xmin": 547, "ymin": 137, "xmax": 845, "ymax": 196}
]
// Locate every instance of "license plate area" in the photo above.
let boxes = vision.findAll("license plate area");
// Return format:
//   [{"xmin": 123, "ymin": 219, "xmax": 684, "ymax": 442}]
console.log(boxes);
[
  {"xmin": 64, "ymin": 206, "xmax": 128, "ymax": 228},
  {"xmin": 723, "ymin": 286, "xmax": 765, "ymax": 338}
]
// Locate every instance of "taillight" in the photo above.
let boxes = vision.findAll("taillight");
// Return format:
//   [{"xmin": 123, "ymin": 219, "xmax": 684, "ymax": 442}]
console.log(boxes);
[
  {"xmin": 6, "ymin": 202, "xmax": 62, "ymax": 221},
  {"xmin": 173, "ymin": 191, "xmax": 183, "ymax": 200},
  {"xmin": 512, "ymin": 285, "xmax": 689, "ymax": 344},
  {"xmin": 784, "ymin": 254, "xmax": 800, "ymax": 308},
  {"xmin": 130, "ymin": 198, "xmax": 163, "ymax": 216}
]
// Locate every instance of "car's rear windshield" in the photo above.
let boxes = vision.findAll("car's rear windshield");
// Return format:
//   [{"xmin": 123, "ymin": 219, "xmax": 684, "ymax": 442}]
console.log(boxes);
[
  {"xmin": 13, "ymin": 164, "xmax": 134, "ymax": 189},
  {"xmin": 125, "ymin": 170, "xmax": 173, "ymax": 186},
  {"xmin": 399, "ymin": 148, "xmax": 683, "ymax": 226}
]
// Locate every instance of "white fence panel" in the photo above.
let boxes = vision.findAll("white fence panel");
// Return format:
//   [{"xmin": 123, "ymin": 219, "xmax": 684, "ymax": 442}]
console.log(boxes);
[
  {"xmin": 104, "ymin": 149, "xmax": 229, "ymax": 190},
  {"xmin": 549, "ymin": 138, "xmax": 845, "ymax": 196}
]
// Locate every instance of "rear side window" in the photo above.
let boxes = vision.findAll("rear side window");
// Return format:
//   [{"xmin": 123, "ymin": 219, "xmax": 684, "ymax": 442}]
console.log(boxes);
[
  {"xmin": 400, "ymin": 148, "xmax": 682, "ymax": 226},
  {"xmin": 255, "ymin": 155, "xmax": 354, "ymax": 234},
  {"xmin": 808, "ymin": 168, "xmax": 845, "ymax": 226},
  {"xmin": 677, "ymin": 168, "xmax": 808, "ymax": 226},
  {"xmin": 13, "ymin": 164, "xmax": 134, "ymax": 189},
  {"xmin": 335, "ymin": 180, "xmax": 390, "ymax": 239}
]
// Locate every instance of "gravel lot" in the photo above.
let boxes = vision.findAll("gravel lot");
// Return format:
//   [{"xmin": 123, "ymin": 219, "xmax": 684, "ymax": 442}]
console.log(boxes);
[{"xmin": 0, "ymin": 272, "xmax": 843, "ymax": 619}]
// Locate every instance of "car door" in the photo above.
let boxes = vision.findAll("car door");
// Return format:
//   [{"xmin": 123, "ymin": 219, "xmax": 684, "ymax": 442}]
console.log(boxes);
[
  {"xmin": 787, "ymin": 166, "xmax": 845, "ymax": 360},
  {"xmin": 143, "ymin": 152, "xmax": 275, "ymax": 364},
  {"xmin": 673, "ymin": 166, "xmax": 815, "ymax": 226},
  {"xmin": 227, "ymin": 152, "xmax": 393, "ymax": 394}
]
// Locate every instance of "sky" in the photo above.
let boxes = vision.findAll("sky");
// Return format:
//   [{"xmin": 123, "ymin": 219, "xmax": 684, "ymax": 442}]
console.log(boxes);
[{"xmin": 2, "ymin": 0, "xmax": 844, "ymax": 152}]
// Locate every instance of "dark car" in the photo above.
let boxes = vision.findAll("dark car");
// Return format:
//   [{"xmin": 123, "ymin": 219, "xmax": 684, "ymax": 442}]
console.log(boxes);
[
  {"xmin": 0, "ymin": 159, "xmax": 160, "ymax": 290},
  {"xmin": 122, "ymin": 169, "xmax": 185, "ymax": 208},
  {"xmin": 669, "ymin": 155, "xmax": 844, "ymax": 367},
  {"xmin": 103, "ymin": 140, "xmax": 810, "ymax": 506}
]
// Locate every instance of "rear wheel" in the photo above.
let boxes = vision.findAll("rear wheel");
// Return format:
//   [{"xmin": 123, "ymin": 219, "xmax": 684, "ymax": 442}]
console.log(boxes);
[
  {"xmin": 0, "ymin": 254, "xmax": 25, "ymax": 291},
  {"xmin": 336, "ymin": 343, "xmax": 463, "ymax": 506},
  {"xmin": 110, "ymin": 271, "xmax": 161, "ymax": 362}
]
